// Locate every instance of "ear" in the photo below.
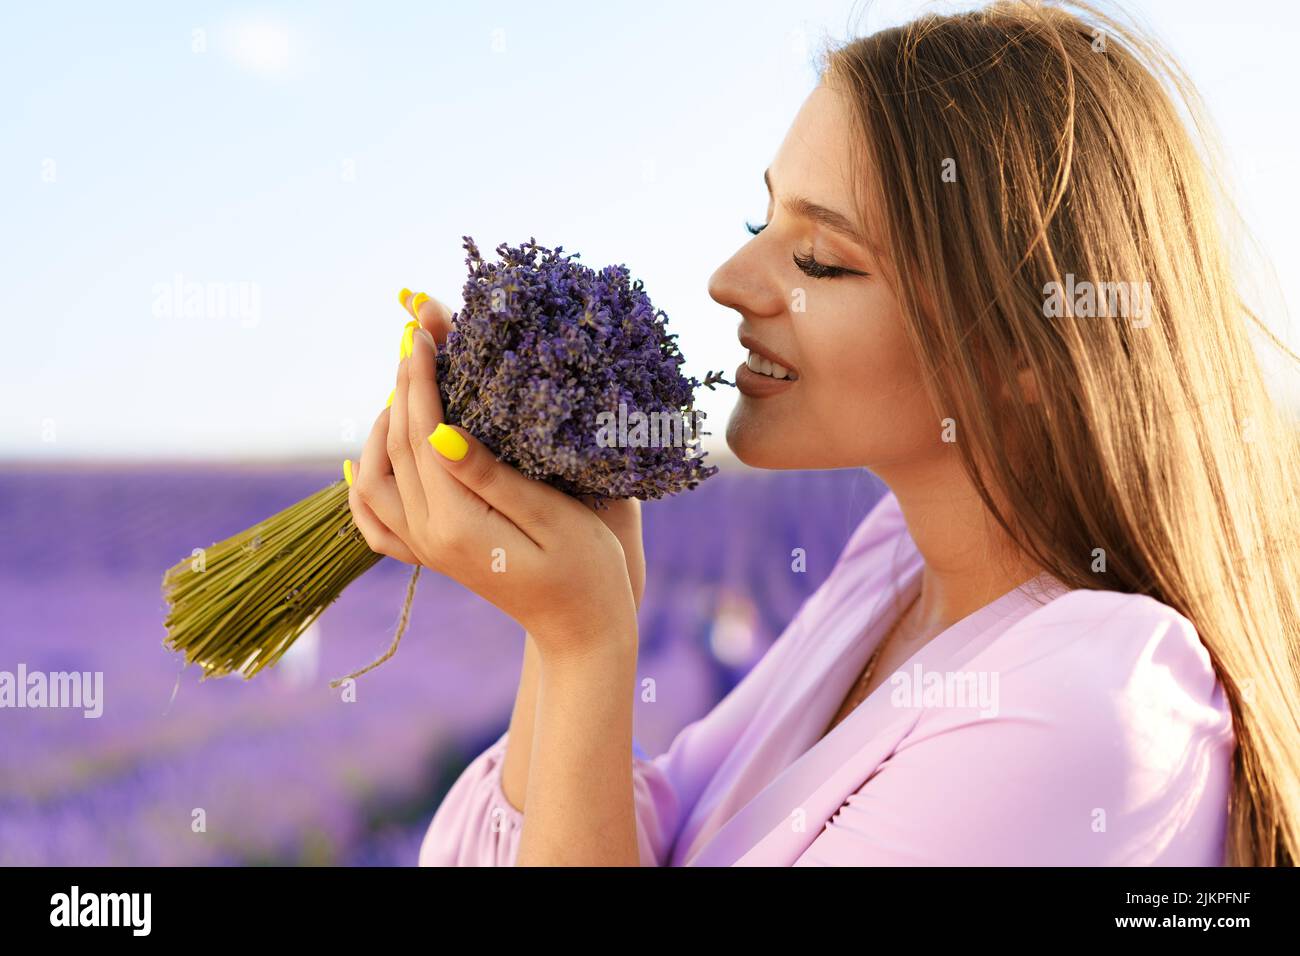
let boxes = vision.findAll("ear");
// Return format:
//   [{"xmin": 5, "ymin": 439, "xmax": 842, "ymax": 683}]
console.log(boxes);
[
  {"xmin": 996, "ymin": 357, "xmax": 1041, "ymax": 406},
  {"xmin": 1013, "ymin": 365, "xmax": 1041, "ymax": 404}
]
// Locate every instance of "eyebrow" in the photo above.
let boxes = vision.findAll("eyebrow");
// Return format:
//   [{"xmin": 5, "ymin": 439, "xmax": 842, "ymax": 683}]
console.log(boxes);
[{"xmin": 764, "ymin": 167, "xmax": 867, "ymax": 245}]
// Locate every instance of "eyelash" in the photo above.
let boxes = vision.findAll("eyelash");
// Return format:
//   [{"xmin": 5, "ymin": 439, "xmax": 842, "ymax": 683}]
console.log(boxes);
[
  {"xmin": 745, "ymin": 220, "xmax": 861, "ymax": 280},
  {"xmin": 792, "ymin": 250, "xmax": 850, "ymax": 279}
]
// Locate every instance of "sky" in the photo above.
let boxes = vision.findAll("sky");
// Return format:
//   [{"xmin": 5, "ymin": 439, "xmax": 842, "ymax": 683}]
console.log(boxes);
[{"xmin": 2, "ymin": 0, "xmax": 1296, "ymax": 461}]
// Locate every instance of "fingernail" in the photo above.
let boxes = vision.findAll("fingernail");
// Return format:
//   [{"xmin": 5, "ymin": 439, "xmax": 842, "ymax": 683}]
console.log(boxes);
[
  {"xmin": 386, "ymin": 388, "xmax": 395, "ymax": 408},
  {"xmin": 428, "ymin": 423, "xmax": 468, "ymax": 461},
  {"xmin": 400, "ymin": 320, "xmax": 418, "ymax": 360},
  {"xmin": 411, "ymin": 292, "xmax": 430, "ymax": 315},
  {"xmin": 399, "ymin": 288, "xmax": 414, "ymax": 312},
  {"xmin": 343, "ymin": 459, "xmax": 354, "ymax": 487}
]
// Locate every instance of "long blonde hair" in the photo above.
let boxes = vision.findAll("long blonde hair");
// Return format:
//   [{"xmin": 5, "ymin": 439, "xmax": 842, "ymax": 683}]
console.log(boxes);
[{"xmin": 824, "ymin": 0, "xmax": 1300, "ymax": 865}]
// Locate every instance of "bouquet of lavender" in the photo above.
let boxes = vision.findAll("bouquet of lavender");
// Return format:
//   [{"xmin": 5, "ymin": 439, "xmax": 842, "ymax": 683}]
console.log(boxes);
[
  {"xmin": 436, "ymin": 237, "xmax": 717, "ymax": 498},
  {"xmin": 161, "ymin": 237, "xmax": 725, "ymax": 681}
]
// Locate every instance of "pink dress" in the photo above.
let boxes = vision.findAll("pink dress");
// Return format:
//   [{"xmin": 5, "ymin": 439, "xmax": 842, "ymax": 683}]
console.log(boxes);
[{"xmin": 418, "ymin": 490, "xmax": 1235, "ymax": 866}]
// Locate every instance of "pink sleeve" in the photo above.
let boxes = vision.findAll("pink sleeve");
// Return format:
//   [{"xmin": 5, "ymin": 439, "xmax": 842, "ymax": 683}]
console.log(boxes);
[
  {"xmin": 415, "ymin": 724, "xmax": 685, "ymax": 866},
  {"xmin": 416, "ymin": 566, "xmax": 858, "ymax": 866},
  {"xmin": 792, "ymin": 592, "xmax": 1234, "ymax": 866},
  {"xmin": 415, "ymin": 731, "xmax": 524, "ymax": 867},
  {"xmin": 417, "ymin": 497, "xmax": 899, "ymax": 867},
  {"xmin": 417, "ymin": 609, "xmax": 816, "ymax": 866}
]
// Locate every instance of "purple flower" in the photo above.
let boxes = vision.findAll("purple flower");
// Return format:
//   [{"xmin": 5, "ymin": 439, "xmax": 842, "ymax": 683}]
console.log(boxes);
[{"xmin": 435, "ymin": 237, "xmax": 720, "ymax": 501}]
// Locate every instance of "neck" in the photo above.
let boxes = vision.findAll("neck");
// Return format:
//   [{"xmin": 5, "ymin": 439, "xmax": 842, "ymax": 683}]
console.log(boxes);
[{"xmin": 879, "ymin": 457, "xmax": 1045, "ymax": 640}]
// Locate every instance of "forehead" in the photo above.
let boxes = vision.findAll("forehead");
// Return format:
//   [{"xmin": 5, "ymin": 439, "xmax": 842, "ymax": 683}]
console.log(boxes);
[{"xmin": 768, "ymin": 83, "xmax": 857, "ymax": 206}]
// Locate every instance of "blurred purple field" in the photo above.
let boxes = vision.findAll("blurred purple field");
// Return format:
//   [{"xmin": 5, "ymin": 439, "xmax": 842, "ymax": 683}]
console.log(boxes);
[{"xmin": 0, "ymin": 464, "xmax": 884, "ymax": 866}]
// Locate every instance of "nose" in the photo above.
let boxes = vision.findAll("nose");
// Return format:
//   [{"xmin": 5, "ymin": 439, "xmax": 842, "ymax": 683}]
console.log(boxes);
[{"xmin": 707, "ymin": 241, "xmax": 786, "ymax": 319}]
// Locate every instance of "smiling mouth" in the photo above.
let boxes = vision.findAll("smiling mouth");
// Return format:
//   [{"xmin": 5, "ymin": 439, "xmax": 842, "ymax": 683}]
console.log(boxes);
[
  {"xmin": 735, "ymin": 358, "xmax": 797, "ymax": 398},
  {"xmin": 743, "ymin": 349, "xmax": 798, "ymax": 381}
]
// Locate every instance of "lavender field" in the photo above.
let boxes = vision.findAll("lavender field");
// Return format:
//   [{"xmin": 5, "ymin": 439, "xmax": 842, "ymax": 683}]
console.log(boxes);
[{"xmin": 0, "ymin": 464, "xmax": 884, "ymax": 866}]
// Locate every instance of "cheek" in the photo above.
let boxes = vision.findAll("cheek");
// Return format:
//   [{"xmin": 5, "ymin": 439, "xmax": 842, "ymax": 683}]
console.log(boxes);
[
  {"xmin": 800, "ymin": 293, "xmax": 940, "ymax": 466},
  {"xmin": 722, "ymin": 283, "xmax": 946, "ymax": 471}
]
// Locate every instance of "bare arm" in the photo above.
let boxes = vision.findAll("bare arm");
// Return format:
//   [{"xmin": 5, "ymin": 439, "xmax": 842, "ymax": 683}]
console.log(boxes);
[
  {"xmin": 500, "ymin": 632, "xmax": 541, "ymax": 811},
  {"xmin": 500, "ymin": 498, "xmax": 644, "ymax": 813},
  {"xmin": 350, "ymin": 300, "xmax": 645, "ymax": 861},
  {"xmin": 516, "ymin": 631, "xmax": 640, "ymax": 866}
]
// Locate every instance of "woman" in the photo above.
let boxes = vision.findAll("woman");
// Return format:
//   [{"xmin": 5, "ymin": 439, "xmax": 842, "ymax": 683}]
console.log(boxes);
[{"xmin": 347, "ymin": 1, "xmax": 1300, "ymax": 866}]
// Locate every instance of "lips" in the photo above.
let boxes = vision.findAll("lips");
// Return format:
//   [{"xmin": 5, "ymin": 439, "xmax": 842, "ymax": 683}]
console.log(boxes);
[
  {"xmin": 735, "ymin": 361, "xmax": 796, "ymax": 397},
  {"xmin": 738, "ymin": 332, "xmax": 799, "ymax": 381},
  {"xmin": 734, "ymin": 331, "xmax": 798, "ymax": 398}
]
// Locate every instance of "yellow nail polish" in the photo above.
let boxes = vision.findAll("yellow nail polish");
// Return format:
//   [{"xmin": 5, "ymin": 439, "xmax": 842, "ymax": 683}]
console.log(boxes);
[
  {"xmin": 411, "ymin": 292, "xmax": 430, "ymax": 315},
  {"xmin": 343, "ymin": 459, "xmax": 354, "ymax": 487},
  {"xmin": 386, "ymin": 388, "xmax": 395, "ymax": 408},
  {"xmin": 399, "ymin": 287, "xmax": 414, "ymax": 311},
  {"xmin": 400, "ymin": 320, "xmax": 417, "ymax": 359},
  {"xmin": 428, "ymin": 423, "xmax": 468, "ymax": 461}
]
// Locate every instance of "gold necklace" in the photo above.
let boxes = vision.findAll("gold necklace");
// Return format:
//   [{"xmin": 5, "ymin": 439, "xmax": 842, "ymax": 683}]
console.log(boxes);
[
  {"xmin": 854, "ymin": 590, "xmax": 920, "ymax": 698},
  {"xmin": 822, "ymin": 590, "xmax": 923, "ymax": 740}
]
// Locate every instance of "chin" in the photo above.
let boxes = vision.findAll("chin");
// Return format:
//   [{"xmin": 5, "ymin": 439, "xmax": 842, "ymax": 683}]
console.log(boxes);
[
  {"xmin": 725, "ymin": 409, "xmax": 801, "ymax": 470},
  {"xmin": 726, "ymin": 404, "xmax": 881, "ymax": 471}
]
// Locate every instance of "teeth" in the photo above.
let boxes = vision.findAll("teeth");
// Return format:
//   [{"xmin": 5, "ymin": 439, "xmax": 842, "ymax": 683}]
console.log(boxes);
[{"xmin": 746, "ymin": 349, "xmax": 792, "ymax": 380}]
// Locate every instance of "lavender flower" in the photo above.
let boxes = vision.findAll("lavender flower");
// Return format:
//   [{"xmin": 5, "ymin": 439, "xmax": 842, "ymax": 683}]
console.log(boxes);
[{"xmin": 435, "ymin": 237, "xmax": 721, "ymax": 500}]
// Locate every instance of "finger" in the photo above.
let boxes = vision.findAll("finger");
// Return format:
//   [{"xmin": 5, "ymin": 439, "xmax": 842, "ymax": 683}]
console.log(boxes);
[
  {"xmin": 348, "ymin": 482, "xmax": 420, "ymax": 563},
  {"xmin": 404, "ymin": 325, "xmax": 462, "ymax": 499},
  {"xmin": 400, "ymin": 329, "xmax": 541, "ymax": 566},
  {"xmin": 400, "ymin": 289, "xmax": 454, "ymax": 344},
  {"xmin": 358, "ymin": 406, "xmax": 395, "ymax": 482},
  {"xmin": 352, "ymin": 411, "xmax": 414, "ymax": 538},
  {"xmin": 587, "ymin": 496, "xmax": 642, "ymax": 542},
  {"xmin": 399, "ymin": 287, "xmax": 417, "ymax": 316},
  {"xmin": 405, "ymin": 323, "xmax": 478, "ymax": 520},
  {"xmin": 387, "ymin": 338, "xmax": 432, "ymax": 527},
  {"xmin": 414, "ymin": 292, "xmax": 454, "ymax": 343},
  {"xmin": 426, "ymin": 421, "xmax": 581, "ymax": 547}
]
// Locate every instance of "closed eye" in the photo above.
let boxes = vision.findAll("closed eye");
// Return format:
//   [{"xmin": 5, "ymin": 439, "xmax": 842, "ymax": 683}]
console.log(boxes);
[
  {"xmin": 747, "ymin": 219, "xmax": 869, "ymax": 279},
  {"xmin": 793, "ymin": 249, "xmax": 869, "ymax": 280}
]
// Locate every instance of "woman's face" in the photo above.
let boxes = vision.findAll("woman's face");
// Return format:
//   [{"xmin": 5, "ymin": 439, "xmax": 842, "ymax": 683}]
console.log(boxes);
[{"xmin": 709, "ymin": 83, "xmax": 943, "ymax": 474}]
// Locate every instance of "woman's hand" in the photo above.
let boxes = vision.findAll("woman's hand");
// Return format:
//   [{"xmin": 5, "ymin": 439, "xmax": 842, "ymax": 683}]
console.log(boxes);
[
  {"xmin": 348, "ymin": 292, "xmax": 646, "ymax": 612},
  {"xmin": 345, "ymin": 292, "xmax": 451, "ymax": 567},
  {"xmin": 580, "ymin": 496, "xmax": 645, "ymax": 611},
  {"xmin": 346, "ymin": 293, "xmax": 639, "ymax": 662}
]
